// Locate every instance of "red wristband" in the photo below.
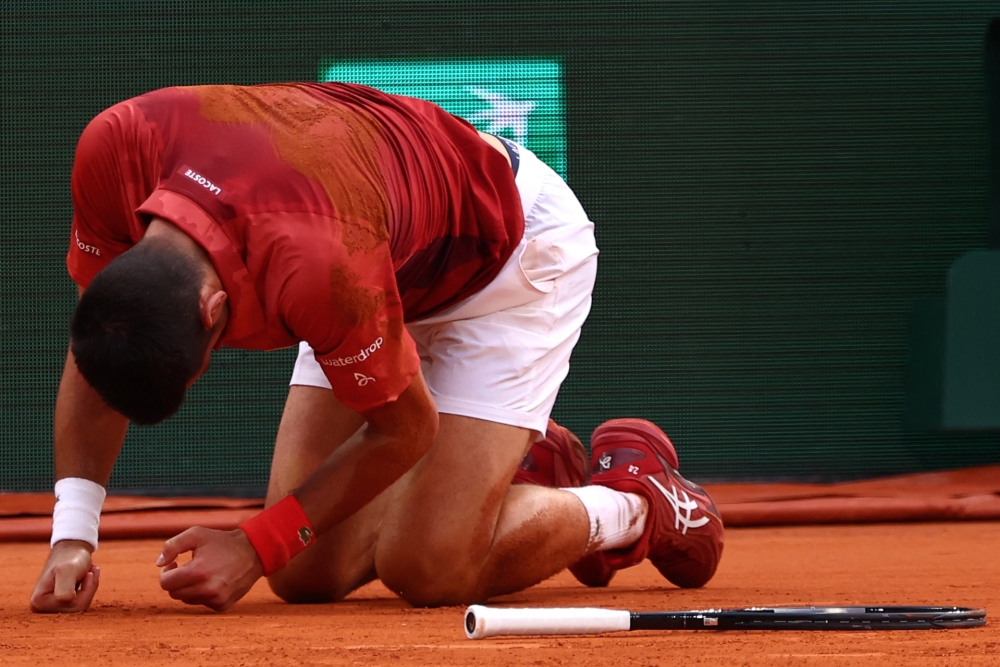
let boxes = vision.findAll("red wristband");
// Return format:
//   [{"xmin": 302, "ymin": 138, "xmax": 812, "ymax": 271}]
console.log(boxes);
[{"xmin": 239, "ymin": 495, "xmax": 316, "ymax": 575}]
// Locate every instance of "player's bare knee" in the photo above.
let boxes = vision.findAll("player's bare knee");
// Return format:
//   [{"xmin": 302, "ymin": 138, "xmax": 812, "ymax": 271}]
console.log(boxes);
[
  {"xmin": 266, "ymin": 565, "xmax": 350, "ymax": 604},
  {"xmin": 383, "ymin": 569, "xmax": 480, "ymax": 608},
  {"xmin": 376, "ymin": 541, "xmax": 482, "ymax": 607}
]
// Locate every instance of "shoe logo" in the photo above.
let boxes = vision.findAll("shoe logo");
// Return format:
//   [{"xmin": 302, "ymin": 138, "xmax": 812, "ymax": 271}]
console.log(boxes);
[
  {"xmin": 593, "ymin": 447, "xmax": 647, "ymax": 476},
  {"xmin": 649, "ymin": 477, "xmax": 710, "ymax": 535},
  {"xmin": 354, "ymin": 373, "xmax": 375, "ymax": 386}
]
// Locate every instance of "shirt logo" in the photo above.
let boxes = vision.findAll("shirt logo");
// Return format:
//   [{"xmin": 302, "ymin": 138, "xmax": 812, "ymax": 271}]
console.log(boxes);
[
  {"xmin": 354, "ymin": 373, "xmax": 375, "ymax": 386},
  {"xmin": 649, "ymin": 477, "xmax": 710, "ymax": 535},
  {"xmin": 183, "ymin": 168, "xmax": 222, "ymax": 196},
  {"xmin": 74, "ymin": 230, "xmax": 101, "ymax": 256},
  {"xmin": 319, "ymin": 337, "xmax": 384, "ymax": 367}
]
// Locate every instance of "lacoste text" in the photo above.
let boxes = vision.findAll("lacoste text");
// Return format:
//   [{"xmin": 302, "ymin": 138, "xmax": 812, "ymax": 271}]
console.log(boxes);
[
  {"xmin": 319, "ymin": 337, "xmax": 384, "ymax": 367},
  {"xmin": 75, "ymin": 230, "xmax": 101, "ymax": 256},
  {"xmin": 183, "ymin": 169, "xmax": 222, "ymax": 195}
]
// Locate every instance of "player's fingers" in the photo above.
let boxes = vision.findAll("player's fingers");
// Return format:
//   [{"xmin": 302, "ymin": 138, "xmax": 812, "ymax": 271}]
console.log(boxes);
[
  {"xmin": 157, "ymin": 527, "xmax": 206, "ymax": 566},
  {"xmin": 52, "ymin": 562, "xmax": 85, "ymax": 603},
  {"xmin": 164, "ymin": 582, "xmax": 205, "ymax": 603},
  {"xmin": 67, "ymin": 567, "xmax": 100, "ymax": 613},
  {"xmin": 159, "ymin": 559, "xmax": 206, "ymax": 592},
  {"xmin": 28, "ymin": 569, "xmax": 57, "ymax": 612},
  {"xmin": 164, "ymin": 582, "xmax": 229, "ymax": 611}
]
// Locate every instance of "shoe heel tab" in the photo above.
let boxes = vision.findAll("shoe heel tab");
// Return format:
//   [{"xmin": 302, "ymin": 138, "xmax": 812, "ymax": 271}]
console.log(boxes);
[{"xmin": 590, "ymin": 419, "xmax": 680, "ymax": 470}]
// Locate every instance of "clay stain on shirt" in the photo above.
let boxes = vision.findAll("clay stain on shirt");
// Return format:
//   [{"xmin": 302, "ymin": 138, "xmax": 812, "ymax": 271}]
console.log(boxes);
[
  {"xmin": 328, "ymin": 264, "xmax": 386, "ymax": 328},
  {"xmin": 188, "ymin": 85, "xmax": 391, "ymax": 254}
]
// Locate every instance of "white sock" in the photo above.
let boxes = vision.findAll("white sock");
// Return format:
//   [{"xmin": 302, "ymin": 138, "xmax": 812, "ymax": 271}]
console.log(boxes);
[{"xmin": 563, "ymin": 486, "xmax": 648, "ymax": 553}]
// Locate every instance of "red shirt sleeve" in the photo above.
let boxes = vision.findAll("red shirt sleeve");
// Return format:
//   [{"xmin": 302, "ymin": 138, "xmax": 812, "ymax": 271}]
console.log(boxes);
[
  {"xmin": 66, "ymin": 103, "xmax": 157, "ymax": 288},
  {"xmin": 278, "ymin": 223, "xmax": 420, "ymax": 413}
]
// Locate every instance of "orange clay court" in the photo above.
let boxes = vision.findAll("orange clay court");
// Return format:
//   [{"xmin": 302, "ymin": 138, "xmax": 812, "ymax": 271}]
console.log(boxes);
[{"xmin": 1, "ymin": 469, "xmax": 998, "ymax": 667}]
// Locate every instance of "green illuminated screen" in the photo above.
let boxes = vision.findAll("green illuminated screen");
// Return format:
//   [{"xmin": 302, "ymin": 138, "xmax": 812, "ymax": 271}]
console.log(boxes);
[{"xmin": 319, "ymin": 60, "xmax": 566, "ymax": 177}]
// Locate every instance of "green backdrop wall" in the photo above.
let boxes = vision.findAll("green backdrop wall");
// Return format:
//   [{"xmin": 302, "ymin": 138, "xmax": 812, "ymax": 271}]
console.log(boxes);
[{"xmin": 2, "ymin": 1, "xmax": 998, "ymax": 493}]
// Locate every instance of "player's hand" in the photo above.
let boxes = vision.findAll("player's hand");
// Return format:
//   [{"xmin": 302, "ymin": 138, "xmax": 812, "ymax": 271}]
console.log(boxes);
[
  {"xmin": 157, "ymin": 527, "xmax": 263, "ymax": 612},
  {"xmin": 29, "ymin": 540, "xmax": 101, "ymax": 613}
]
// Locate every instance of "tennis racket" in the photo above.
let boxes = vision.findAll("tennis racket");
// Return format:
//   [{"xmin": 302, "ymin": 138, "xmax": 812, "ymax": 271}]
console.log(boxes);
[{"xmin": 464, "ymin": 605, "xmax": 986, "ymax": 638}]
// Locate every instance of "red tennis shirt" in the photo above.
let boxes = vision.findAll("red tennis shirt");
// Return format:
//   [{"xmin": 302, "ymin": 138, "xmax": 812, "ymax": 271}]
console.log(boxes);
[{"xmin": 66, "ymin": 82, "xmax": 524, "ymax": 412}]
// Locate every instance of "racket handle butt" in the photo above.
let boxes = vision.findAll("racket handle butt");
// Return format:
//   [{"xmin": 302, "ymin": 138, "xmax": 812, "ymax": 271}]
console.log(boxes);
[{"xmin": 465, "ymin": 605, "xmax": 631, "ymax": 639}]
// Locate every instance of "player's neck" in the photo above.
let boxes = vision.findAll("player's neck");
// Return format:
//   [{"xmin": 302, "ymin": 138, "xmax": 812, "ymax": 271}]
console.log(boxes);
[{"xmin": 144, "ymin": 216, "xmax": 224, "ymax": 292}]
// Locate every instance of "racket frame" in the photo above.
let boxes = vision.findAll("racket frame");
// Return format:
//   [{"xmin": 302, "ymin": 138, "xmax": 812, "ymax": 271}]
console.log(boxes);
[{"xmin": 464, "ymin": 605, "xmax": 987, "ymax": 638}]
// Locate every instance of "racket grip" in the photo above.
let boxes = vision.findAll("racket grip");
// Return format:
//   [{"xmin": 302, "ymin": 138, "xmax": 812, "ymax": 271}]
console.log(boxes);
[{"xmin": 465, "ymin": 605, "xmax": 631, "ymax": 639}]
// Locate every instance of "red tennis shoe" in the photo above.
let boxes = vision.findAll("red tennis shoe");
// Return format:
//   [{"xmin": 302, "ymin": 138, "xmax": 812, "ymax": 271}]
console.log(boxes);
[
  {"xmin": 512, "ymin": 419, "xmax": 589, "ymax": 488},
  {"xmin": 568, "ymin": 418, "xmax": 724, "ymax": 589}
]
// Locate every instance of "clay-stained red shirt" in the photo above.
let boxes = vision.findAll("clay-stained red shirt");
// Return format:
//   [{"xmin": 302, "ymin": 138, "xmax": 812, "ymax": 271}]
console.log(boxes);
[{"xmin": 66, "ymin": 83, "xmax": 524, "ymax": 412}]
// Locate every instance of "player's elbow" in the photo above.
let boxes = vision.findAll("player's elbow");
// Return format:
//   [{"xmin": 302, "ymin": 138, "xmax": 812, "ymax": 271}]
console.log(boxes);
[
  {"xmin": 374, "ymin": 401, "xmax": 437, "ymax": 476},
  {"xmin": 389, "ymin": 373, "xmax": 439, "ymax": 465},
  {"xmin": 365, "ymin": 372, "xmax": 438, "ymax": 473},
  {"xmin": 399, "ymin": 404, "xmax": 437, "ymax": 469}
]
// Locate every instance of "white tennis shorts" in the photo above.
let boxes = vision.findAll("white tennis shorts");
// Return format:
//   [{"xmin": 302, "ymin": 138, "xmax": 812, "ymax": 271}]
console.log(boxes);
[{"xmin": 290, "ymin": 144, "xmax": 599, "ymax": 435}]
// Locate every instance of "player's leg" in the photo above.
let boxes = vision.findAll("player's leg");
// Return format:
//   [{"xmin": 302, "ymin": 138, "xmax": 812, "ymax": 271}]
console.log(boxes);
[
  {"xmin": 263, "ymin": 348, "xmax": 384, "ymax": 603},
  {"xmin": 267, "ymin": 350, "xmax": 591, "ymax": 605},
  {"xmin": 375, "ymin": 415, "xmax": 591, "ymax": 605},
  {"xmin": 372, "ymin": 143, "xmax": 602, "ymax": 605}
]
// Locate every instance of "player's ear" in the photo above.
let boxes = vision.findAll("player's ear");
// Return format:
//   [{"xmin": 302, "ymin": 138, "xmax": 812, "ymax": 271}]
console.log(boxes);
[{"xmin": 198, "ymin": 287, "xmax": 228, "ymax": 330}]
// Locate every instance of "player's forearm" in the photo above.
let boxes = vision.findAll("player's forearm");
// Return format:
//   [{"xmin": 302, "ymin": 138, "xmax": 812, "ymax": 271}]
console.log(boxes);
[
  {"xmin": 238, "ymin": 374, "xmax": 437, "ymax": 576},
  {"xmin": 54, "ymin": 346, "xmax": 128, "ymax": 484},
  {"xmin": 294, "ymin": 373, "xmax": 439, "ymax": 534},
  {"xmin": 294, "ymin": 419, "xmax": 436, "ymax": 534}
]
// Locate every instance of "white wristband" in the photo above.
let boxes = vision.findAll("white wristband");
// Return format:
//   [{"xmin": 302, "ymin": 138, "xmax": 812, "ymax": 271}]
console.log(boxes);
[{"xmin": 51, "ymin": 477, "xmax": 107, "ymax": 551}]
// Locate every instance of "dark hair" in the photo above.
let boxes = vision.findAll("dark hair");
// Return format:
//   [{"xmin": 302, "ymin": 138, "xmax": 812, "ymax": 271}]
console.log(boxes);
[{"xmin": 71, "ymin": 239, "xmax": 211, "ymax": 425}]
